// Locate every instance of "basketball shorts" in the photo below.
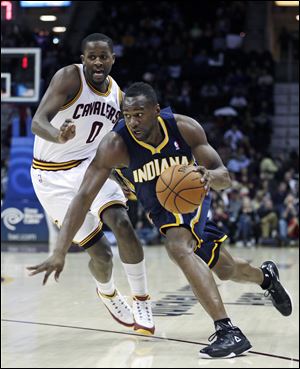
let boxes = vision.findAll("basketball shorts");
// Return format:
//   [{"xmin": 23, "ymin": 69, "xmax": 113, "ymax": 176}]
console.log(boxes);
[
  {"xmin": 150, "ymin": 195, "xmax": 227, "ymax": 268},
  {"xmin": 31, "ymin": 157, "xmax": 127, "ymax": 248}
]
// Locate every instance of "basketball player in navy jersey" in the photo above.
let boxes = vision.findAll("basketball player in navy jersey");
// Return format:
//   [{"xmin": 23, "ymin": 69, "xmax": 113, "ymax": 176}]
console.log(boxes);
[{"xmin": 32, "ymin": 82, "xmax": 292, "ymax": 358}]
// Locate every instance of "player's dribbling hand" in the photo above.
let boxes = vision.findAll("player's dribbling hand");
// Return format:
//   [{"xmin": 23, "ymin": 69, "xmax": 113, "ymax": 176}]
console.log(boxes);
[
  {"xmin": 194, "ymin": 166, "xmax": 211, "ymax": 194},
  {"xmin": 57, "ymin": 119, "xmax": 76, "ymax": 143},
  {"xmin": 26, "ymin": 251, "xmax": 66, "ymax": 285}
]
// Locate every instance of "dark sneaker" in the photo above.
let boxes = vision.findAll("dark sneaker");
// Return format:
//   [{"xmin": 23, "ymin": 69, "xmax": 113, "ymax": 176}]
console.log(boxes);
[
  {"xmin": 199, "ymin": 327, "xmax": 252, "ymax": 359},
  {"xmin": 261, "ymin": 260, "xmax": 292, "ymax": 316}
]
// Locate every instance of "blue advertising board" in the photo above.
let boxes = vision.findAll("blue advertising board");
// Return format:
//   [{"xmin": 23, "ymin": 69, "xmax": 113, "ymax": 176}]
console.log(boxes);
[{"xmin": 1, "ymin": 117, "xmax": 49, "ymax": 242}]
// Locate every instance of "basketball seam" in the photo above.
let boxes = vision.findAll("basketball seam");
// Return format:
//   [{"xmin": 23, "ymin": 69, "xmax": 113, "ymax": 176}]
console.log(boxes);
[
  {"xmin": 158, "ymin": 166, "xmax": 177, "ymax": 207},
  {"xmin": 157, "ymin": 165, "xmax": 205, "ymax": 213},
  {"xmin": 175, "ymin": 191, "xmax": 204, "ymax": 207},
  {"xmin": 174, "ymin": 195, "xmax": 182, "ymax": 213},
  {"xmin": 176, "ymin": 187, "xmax": 206, "ymax": 206},
  {"xmin": 172, "ymin": 170, "xmax": 204, "ymax": 193}
]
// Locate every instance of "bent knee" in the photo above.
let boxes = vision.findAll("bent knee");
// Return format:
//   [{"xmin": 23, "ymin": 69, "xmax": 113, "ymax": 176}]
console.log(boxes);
[
  {"xmin": 165, "ymin": 240, "xmax": 193, "ymax": 262},
  {"xmin": 90, "ymin": 246, "xmax": 113, "ymax": 266}
]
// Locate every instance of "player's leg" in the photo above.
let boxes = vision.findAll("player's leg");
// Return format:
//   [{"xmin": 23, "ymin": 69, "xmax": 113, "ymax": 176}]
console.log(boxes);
[
  {"xmin": 85, "ymin": 236, "xmax": 113, "ymax": 284},
  {"xmin": 164, "ymin": 226, "xmax": 251, "ymax": 358},
  {"xmin": 212, "ymin": 247, "xmax": 264, "ymax": 284},
  {"xmin": 95, "ymin": 178, "xmax": 154, "ymax": 334},
  {"xmin": 212, "ymin": 246, "xmax": 292, "ymax": 316},
  {"xmin": 101, "ymin": 204, "xmax": 154, "ymax": 335},
  {"xmin": 31, "ymin": 167, "xmax": 134, "ymax": 327},
  {"xmin": 165, "ymin": 226, "xmax": 228, "ymax": 320},
  {"xmin": 101, "ymin": 205, "xmax": 144, "ymax": 264},
  {"xmin": 85, "ymin": 235, "xmax": 134, "ymax": 327}
]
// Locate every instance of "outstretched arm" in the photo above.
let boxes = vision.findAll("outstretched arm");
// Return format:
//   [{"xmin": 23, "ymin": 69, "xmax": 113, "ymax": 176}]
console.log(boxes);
[
  {"xmin": 176, "ymin": 114, "xmax": 231, "ymax": 191},
  {"xmin": 27, "ymin": 132, "xmax": 129, "ymax": 284}
]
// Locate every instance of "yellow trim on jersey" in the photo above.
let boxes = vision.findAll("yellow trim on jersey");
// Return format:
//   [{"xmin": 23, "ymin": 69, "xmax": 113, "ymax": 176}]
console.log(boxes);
[
  {"xmin": 78, "ymin": 225, "xmax": 103, "ymax": 247},
  {"xmin": 118, "ymin": 88, "xmax": 124, "ymax": 108},
  {"xmin": 207, "ymin": 235, "xmax": 228, "ymax": 267},
  {"xmin": 98, "ymin": 200, "xmax": 127, "ymax": 220},
  {"xmin": 215, "ymin": 235, "xmax": 228, "ymax": 244},
  {"xmin": 53, "ymin": 220, "xmax": 102, "ymax": 247},
  {"xmin": 126, "ymin": 116, "xmax": 169, "ymax": 155},
  {"xmin": 115, "ymin": 169, "xmax": 137, "ymax": 201},
  {"xmin": 32, "ymin": 158, "xmax": 86, "ymax": 171},
  {"xmin": 59, "ymin": 65, "xmax": 83, "ymax": 111},
  {"xmin": 159, "ymin": 213, "xmax": 182, "ymax": 234},
  {"xmin": 190, "ymin": 204, "xmax": 203, "ymax": 248},
  {"xmin": 207, "ymin": 242, "xmax": 220, "ymax": 267},
  {"xmin": 86, "ymin": 76, "xmax": 112, "ymax": 96}
]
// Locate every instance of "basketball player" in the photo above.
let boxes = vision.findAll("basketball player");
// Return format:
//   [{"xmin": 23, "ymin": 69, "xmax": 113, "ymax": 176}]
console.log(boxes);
[
  {"xmin": 27, "ymin": 35, "xmax": 154, "ymax": 335},
  {"xmin": 30, "ymin": 82, "xmax": 292, "ymax": 358}
]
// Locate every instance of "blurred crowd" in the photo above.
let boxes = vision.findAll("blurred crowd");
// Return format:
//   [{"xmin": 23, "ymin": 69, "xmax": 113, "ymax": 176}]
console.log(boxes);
[{"xmin": 1, "ymin": 1, "xmax": 299, "ymax": 246}]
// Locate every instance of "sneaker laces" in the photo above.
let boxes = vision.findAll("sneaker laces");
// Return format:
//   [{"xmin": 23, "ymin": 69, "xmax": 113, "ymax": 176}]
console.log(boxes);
[
  {"xmin": 98, "ymin": 290, "xmax": 132, "ymax": 315},
  {"xmin": 208, "ymin": 326, "xmax": 239, "ymax": 344},
  {"xmin": 208, "ymin": 329, "xmax": 228, "ymax": 343},
  {"xmin": 133, "ymin": 296, "xmax": 153, "ymax": 323}
]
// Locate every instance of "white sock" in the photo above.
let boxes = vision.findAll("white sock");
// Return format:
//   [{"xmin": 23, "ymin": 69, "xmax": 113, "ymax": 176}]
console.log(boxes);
[
  {"xmin": 122, "ymin": 259, "xmax": 148, "ymax": 297},
  {"xmin": 93, "ymin": 276, "xmax": 115, "ymax": 296}
]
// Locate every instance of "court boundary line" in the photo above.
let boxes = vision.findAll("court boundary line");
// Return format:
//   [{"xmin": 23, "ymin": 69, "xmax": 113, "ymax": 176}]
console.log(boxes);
[{"xmin": 2, "ymin": 318, "xmax": 299, "ymax": 362}]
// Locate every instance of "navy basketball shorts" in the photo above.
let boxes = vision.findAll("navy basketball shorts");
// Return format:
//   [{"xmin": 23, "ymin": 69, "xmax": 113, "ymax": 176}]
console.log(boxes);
[{"xmin": 150, "ymin": 195, "xmax": 227, "ymax": 269}]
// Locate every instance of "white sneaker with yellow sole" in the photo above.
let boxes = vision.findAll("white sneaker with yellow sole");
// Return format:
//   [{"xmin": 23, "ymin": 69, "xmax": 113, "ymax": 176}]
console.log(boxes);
[{"xmin": 132, "ymin": 295, "xmax": 155, "ymax": 335}]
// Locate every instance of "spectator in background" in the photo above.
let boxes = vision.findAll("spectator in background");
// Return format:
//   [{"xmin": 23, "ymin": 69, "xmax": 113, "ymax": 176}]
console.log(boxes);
[
  {"xmin": 260, "ymin": 153, "xmax": 278, "ymax": 180},
  {"xmin": 284, "ymin": 169, "xmax": 298, "ymax": 196},
  {"xmin": 211, "ymin": 198, "xmax": 230, "ymax": 236},
  {"xmin": 272, "ymin": 182, "xmax": 289, "ymax": 215},
  {"xmin": 227, "ymin": 189, "xmax": 242, "ymax": 243},
  {"xmin": 278, "ymin": 194, "xmax": 299, "ymax": 245},
  {"xmin": 235, "ymin": 196, "xmax": 255, "ymax": 247},
  {"xmin": 224, "ymin": 123, "xmax": 244, "ymax": 151},
  {"xmin": 257, "ymin": 197, "xmax": 278, "ymax": 243},
  {"xmin": 227, "ymin": 147, "xmax": 251, "ymax": 175}
]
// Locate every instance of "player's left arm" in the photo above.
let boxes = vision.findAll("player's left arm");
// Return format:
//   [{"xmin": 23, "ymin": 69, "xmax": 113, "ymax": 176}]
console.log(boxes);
[{"xmin": 175, "ymin": 114, "xmax": 232, "ymax": 191}]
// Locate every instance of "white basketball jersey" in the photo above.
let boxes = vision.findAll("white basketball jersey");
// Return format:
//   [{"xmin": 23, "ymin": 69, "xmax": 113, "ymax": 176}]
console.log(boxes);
[{"xmin": 33, "ymin": 64, "xmax": 122, "ymax": 162}]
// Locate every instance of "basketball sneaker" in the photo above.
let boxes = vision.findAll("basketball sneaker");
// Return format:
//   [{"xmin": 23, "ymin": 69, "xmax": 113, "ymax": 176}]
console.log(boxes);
[
  {"xmin": 97, "ymin": 288, "xmax": 134, "ymax": 327},
  {"xmin": 132, "ymin": 295, "xmax": 155, "ymax": 335},
  {"xmin": 261, "ymin": 260, "xmax": 292, "ymax": 316},
  {"xmin": 199, "ymin": 326, "xmax": 252, "ymax": 359}
]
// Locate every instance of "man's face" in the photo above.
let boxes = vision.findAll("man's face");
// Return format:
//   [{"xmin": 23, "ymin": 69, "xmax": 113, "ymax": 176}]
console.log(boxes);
[
  {"xmin": 81, "ymin": 41, "xmax": 115, "ymax": 85},
  {"xmin": 123, "ymin": 95, "xmax": 160, "ymax": 141}
]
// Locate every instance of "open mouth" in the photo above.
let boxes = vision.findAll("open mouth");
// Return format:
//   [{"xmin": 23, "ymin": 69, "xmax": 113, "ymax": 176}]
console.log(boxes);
[
  {"xmin": 133, "ymin": 130, "xmax": 143, "ymax": 138},
  {"xmin": 93, "ymin": 71, "xmax": 105, "ymax": 79}
]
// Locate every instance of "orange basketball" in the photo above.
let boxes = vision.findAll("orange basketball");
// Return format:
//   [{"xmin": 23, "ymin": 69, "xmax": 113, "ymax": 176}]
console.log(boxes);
[{"xmin": 156, "ymin": 164, "xmax": 206, "ymax": 214}]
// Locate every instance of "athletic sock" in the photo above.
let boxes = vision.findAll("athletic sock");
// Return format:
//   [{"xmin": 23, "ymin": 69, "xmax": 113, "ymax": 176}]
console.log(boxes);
[
  {"xmin": 93, "ymin": 276, "xmax": 115, "ymax": 296},
  {"xmin": 122, "ymin": 259, "xmax": 148, "ymax": 297},
  {"xmin": 214, "ymin": 318, "xmax": 234, "ymax": 331}
]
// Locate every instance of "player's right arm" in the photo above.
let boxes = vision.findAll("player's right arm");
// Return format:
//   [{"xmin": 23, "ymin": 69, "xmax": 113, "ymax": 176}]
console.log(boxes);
[
  {"xmin": 27, "ymin": 132, "xmax": 129, "ymax": 284},
  {"xmin": 31, "ymin": 65, "xmax": 80, "ymax": 143}
]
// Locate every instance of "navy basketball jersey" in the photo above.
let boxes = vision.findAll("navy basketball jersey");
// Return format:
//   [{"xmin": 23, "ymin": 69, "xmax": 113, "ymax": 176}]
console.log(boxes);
[
  {"xmin": 113, "ymin": 107, "xmax": 194, "ymax": 215},
  {"xmin": 113, "ymin": 107, "xmax": 227, "ymax": 269}
]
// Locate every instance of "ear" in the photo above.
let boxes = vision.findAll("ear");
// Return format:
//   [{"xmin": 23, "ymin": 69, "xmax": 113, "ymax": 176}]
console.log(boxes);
[
  {"xmin": 80, "ymin": 54, "xmax": 85, "ymax": 64},
  {"xmin": 111, "ymin": 53, "xmax": 116, "ymax": 65}
]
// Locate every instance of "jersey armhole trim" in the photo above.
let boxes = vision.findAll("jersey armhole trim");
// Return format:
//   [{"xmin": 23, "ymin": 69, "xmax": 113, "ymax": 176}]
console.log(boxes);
[{"xmin": 59, "ymin": 65, "xmax": 83, "ymax": 111}]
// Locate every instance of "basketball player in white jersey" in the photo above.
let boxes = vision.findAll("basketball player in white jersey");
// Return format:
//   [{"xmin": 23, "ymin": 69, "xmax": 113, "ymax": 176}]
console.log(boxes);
[{"xmin": 27, "ymin": 33, "xmax": 154, "ymax": 335}]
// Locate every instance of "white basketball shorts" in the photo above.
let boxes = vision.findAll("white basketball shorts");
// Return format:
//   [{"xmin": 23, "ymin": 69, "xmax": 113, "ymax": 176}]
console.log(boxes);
[{"xmin": 31, "ymin": 158, "xmax": 126, "ymax": 248}]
